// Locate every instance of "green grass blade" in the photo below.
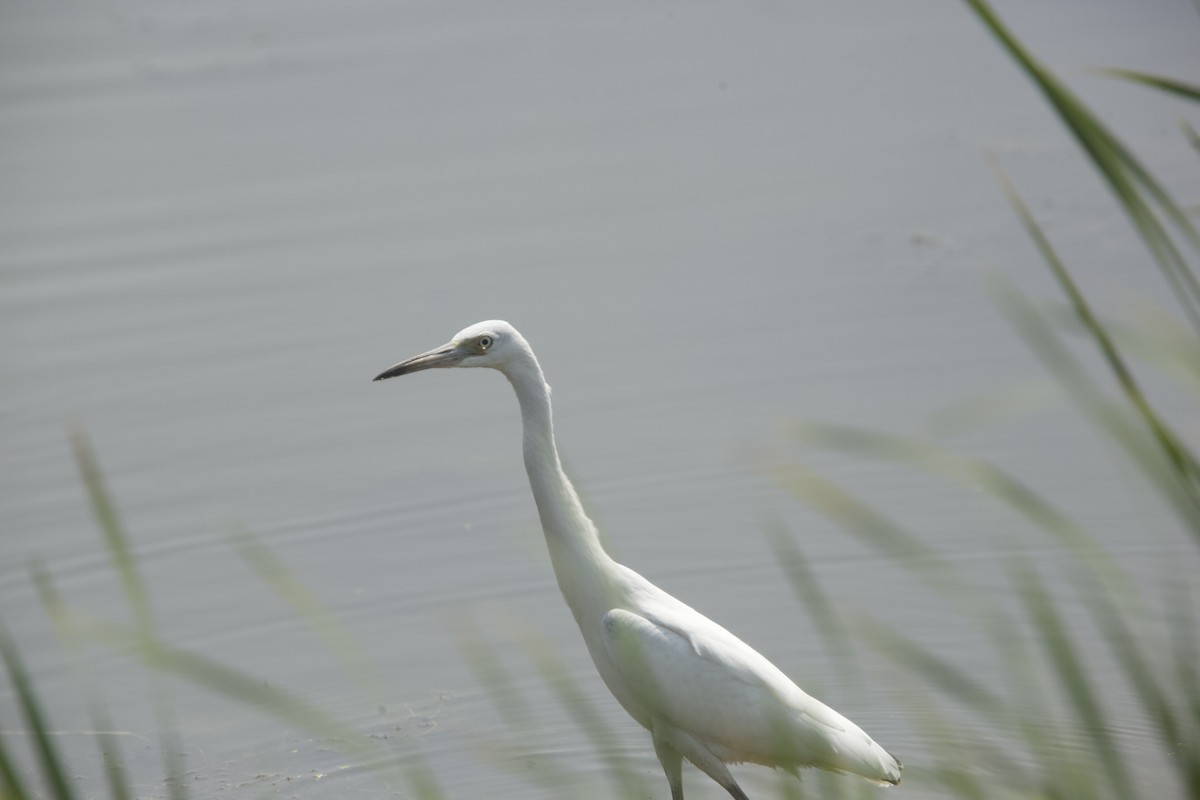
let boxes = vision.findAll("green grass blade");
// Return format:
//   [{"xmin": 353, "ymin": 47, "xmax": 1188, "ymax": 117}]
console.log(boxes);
[
  {"xmin": 230, "ymin": 529, "xmax": 390, "ymax": 705},
  {"xmin": 789, "ymin": 421, "xmax": 1137, "ymax": 596},
  {"xmin": 523, "ymin": 636, "xmax": 647, "ymax": 799},
  {"xmin": 66, "ymin": 432, "xmax": 439, "ymax": 797},
  {"xmin": 453, "ymin": 615, "xmax": 582, "ymax": 796},
  {"xmin": 1099, "ymin": 68, "xmax": 1200, "ymax": 103},
  {"xmin": 886, "ymin": 672, "xmax": 1002, "ymax": 798},
  {"xmin": 1183, "ymin": 120, "xmax": 1200, "ymax": 159},
  {"xmin": 69, "ymin": 429, "xmax": 154, "ymax": 636},
  {"xmin": 1044, "ymin": 302, "xmax": 1200, "ymax": 398},
  {"xmin": 860, "ymin": 617, "xmax": 1060, "ymax": 788},
  {"xmin": 1077, "ymin": 571, "xmax": 1196, "ymax": 792},
  {"xmin": 926, "ymin": 377, "xmax": 1059, "ymax": 437},
  {"xmin": 0, "ymin": 622, "xmax": 78, "ymax": 800},
  {"xmin": 1012, "ymin": 560, "xmax": 1133, "ymax": 799},
  {"xmin": 962, "ymin": 0, "xmax": 1200, "ymax": 330},
  {"xmin": 75, "ymin": 615, "xmax": 410, "ymax": 784},
  {"xmin": 0, "ymin": 729, "xmax": 32, "ymax": 800},
  {"xmin": 454, "ymin": 615, "xmax": 535, "ymax": 730},
  {"xmin": 31, "ymin": 563, "xmax": 132, "ymax": 800},
  {"xmin": 988, "ymin": 274, "xmax": 1200, "ymax": 539},
  {"xmin": 771, "ymin": 459, "xmax": 1040, "ymax": 699},
  {"xmin": 88, "ymin": 714, "xmax": 132, "ymax": 800},
  {"xmin": 769, "ymin": 461, "xmax": 970, "ymax": 603},
  {"xmin": 1166, "ymin": 580, "xmax": 1200, "ymax": 722},
  {"xmin": 401, "ymin": 755, "xmax": 447, "ymax": 800},
  {"xmin": 994, "ymin": 165, "xmax": 1200, "ymax": 506},
  {"xmin": 860, "ymin": 618, "xmax": 1007, "ymax": 721},
  {"xmin": 761, "ymin": 516, "xmax": 862, "ymax": 691},
  {"xmin": 1162, "ymin": 578, "xmax": 1200, "ymax": 792},
  {"xmin": 68, "ymin": 429, "xmax": 187, "ymax": 800}
]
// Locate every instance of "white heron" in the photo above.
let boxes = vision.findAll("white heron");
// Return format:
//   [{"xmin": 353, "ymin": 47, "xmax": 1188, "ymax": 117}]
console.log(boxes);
[{"xmin": 373, "ymin": 320, "xmax": 901, "ymax": 799}]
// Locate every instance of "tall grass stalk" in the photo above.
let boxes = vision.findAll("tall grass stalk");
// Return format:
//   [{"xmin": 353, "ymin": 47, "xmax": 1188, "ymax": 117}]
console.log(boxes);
[
  {"xmin": 0, "ymin": 430, "xmax": 444, "ymax": 800},
  {"xmin": 230, "ymin": 528, "xmax": 393, "ymax": 707},
  {"xmin": 31, "ymin": 563, "xmax": 133, "ymax": 800},
  {"xmin": 0, "ymin": 622, "xmax": 78, "ymax": 800},
  {"xmin": 770, "ymin": 2, "xmax": 1200, "ymax": 797},
  {"xmin": 456, "ymin": 609, "xmax": 651, "ymax": 798},
  {"xmin": 961, "ymin": 0, "xmax": 1200, "ymax": 332},
  {"xmin": 69, "ymin": 429, "xmax": 188, "ymax": 800}
]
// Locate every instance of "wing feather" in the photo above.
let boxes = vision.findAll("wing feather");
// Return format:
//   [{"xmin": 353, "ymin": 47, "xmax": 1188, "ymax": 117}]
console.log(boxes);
[
  {"xmin": 600, "ymin": 605, "xmax": 844, "ymax": 765},
  {"xmin": 597, "ymin": 570, "xmax": 901, "ymax": 784}
]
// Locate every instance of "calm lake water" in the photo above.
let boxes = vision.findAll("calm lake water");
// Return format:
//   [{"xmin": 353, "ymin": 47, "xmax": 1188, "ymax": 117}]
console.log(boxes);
[{"xmin": 3, "ymin": 1, "xmax": 1198, "ymax": 797}]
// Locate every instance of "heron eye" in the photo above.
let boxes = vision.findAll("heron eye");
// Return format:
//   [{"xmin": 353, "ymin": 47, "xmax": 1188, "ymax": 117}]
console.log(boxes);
[{"xmin": 479, "ymin": 336, "xmax": 493, "ymax": 350}]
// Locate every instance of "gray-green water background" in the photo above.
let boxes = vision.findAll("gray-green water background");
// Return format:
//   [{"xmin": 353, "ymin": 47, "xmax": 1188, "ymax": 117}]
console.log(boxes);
[{"xmin": 3, "ymin": 1, "xmax": 1199, "ymax": 797}]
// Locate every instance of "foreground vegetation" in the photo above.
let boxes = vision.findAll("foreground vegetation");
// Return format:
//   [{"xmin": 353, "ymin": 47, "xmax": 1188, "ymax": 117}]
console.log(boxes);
[
  {"xmin": 3, "ymin": 1, "xmax": 1198, "ymax": 797},
  {"xmin": 754, "ymin": 4, "xmax": 1200, "ymax": 798}
]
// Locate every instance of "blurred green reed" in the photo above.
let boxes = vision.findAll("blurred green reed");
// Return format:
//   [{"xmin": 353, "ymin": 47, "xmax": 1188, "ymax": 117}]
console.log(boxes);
[
  {"xmin": 4, "ymin": 1, "xmax": 1199, "ymax": 798},
  {"xmin": 1, "ymin": 431, "xmax": 445, "ymax": 800},
  {"xmin": 762, "ymin": 2, "xmax": 1200, "ymax": 798},
  {"xmin": 455, "ymin": 611, "xmax": 651, "ymax": 799}
]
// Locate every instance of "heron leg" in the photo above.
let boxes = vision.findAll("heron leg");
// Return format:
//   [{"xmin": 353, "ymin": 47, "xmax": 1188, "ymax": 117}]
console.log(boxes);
[
  {"xmin": 654, "ymin": 725, "xmax": 751, "ymax": 800},
  {"xmin": 652, "ymin": 735, "xmax": 684, "ymax": 800},
  {"xmin": 723, "ymin": 782, "xmax": 751, "ymax": 800},
  {"xmin": 675, "ymin": 737, "xmax": 749, "ymax": 800}
]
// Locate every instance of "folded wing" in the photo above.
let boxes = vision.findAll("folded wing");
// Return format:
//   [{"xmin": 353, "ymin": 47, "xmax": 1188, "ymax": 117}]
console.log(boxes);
[{"xmin": 599, "ymin": 603, "xmax": 900, "ymax": 784}]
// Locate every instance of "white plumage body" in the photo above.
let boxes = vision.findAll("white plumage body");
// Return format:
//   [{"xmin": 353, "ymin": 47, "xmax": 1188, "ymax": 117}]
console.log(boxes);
[{"xmin": 374, "ymin": 320, "xmax": 901, "ymax": 799}]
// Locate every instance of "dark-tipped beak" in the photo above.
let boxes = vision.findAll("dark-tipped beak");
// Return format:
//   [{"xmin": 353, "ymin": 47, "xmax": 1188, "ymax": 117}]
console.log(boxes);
[{"xmin": 372, "ymin": 343, "xmax": 465, "ymax": 382}]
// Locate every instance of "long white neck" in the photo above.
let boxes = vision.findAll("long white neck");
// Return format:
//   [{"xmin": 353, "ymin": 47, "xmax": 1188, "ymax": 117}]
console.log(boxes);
[{"xmin": 502, "ymin": 349, "xmax": 615, "ymax": 614}]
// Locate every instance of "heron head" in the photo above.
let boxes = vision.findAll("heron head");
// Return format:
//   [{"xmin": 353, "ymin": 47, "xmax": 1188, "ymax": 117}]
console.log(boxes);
[{"xmin": 372, "ymin": 320, "xmax": 524, "ymax": 381}]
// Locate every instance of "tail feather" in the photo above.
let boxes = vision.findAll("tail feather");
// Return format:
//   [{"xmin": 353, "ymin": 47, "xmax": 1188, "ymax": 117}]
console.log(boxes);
[{"xmin": 831, "ymin": 727, "xmax": 902, "ymax": 786}]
